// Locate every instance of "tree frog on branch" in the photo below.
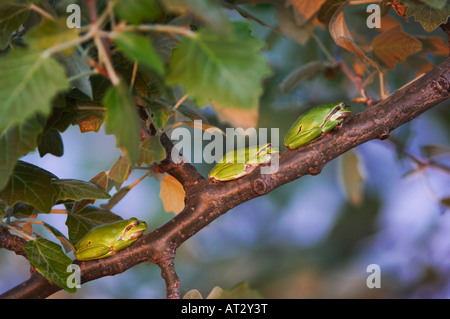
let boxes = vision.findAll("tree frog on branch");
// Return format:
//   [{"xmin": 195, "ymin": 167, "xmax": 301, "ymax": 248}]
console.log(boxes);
[
  {"xmin": 209, "ymin": 143, "xmax": 279, "ymax": 182},
  {"xmin": 74, "ymin": 218, "xmax": 147, "ymax": 261},
  {"xmin": 284, "ymin": 102, "xmax": 351, "ymax": 149}
]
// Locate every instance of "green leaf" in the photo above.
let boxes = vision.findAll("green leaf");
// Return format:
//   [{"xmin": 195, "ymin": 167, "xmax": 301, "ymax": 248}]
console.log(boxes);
[
  {"xmin": 114, "ymin": 0, "xmax": 160, "ymax": 24},
  {"xmin": 41, "ymin": 221, "xmax": 74, "ymax": 252},
  {"xmin": 0, "ymin": 161, "xmax": 57, "ymax": 213},
  {"xmin": 65, "ymin": 205, "xmax": 123, "ymax": 243},
  {"xmin": 420, "ymin": 0, "xmax": 447, "ymax": 9},
  {"xmin": 138, "ymin": 136, "xmax": 167, "ymax": 166},
  {"xmin": 38, "ymin": 128, "xmax": 64, "ymax": 157},
  {"xmin": 0, "ymin": 115, "xmax": 44, "ymax": 189},
  {"xmin": 114, "ymin": 32, "xmax": 164, "ymax": 76},
  {"xmin": 56, "ymin": 49, "xmax": 93, "ymax": 100},
  {"xmin": 166, "ymin": 22, "xmax": 271, "ymax": 110},
  {"xmin": 24, "ymin": 238, "xmax": 76, "ymax": 293},
  {"xmin": 103, "ymin": 83, "xmax": 141, "ymax": 163},
  {"xmin": 0, "ymin": 0, "xmax": 31, "ymax": 49},
  {"xmin": 0, "ymin": 49, "xmax": 70, "ymax": 133},
  {"xmin": 11, "ymin": 202, "xmax": 36, "ymax": 218},
  {"xmin": 53, "ymin": 179, "xmax": 111, "ymax": 203},
  {"xmin": 404, "ymin": 0, "xmax": 450, "ymax": 32},
  {"xmin": 162, "ymin": 0, "xmax": 229, "ymax": 32}
]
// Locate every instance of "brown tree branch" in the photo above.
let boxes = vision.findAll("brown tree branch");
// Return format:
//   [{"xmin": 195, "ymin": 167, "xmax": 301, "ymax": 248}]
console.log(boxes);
[
  {"xmin": 0, "ymin": 226, "xmax": 27, "ymax": 258},
  {"xmin": 2, "ymin": 53, "xmax": 449, "ymax": 300}
]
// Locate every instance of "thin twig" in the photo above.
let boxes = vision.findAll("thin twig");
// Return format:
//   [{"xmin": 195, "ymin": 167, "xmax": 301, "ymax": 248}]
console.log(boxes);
[
  {"xmin": 29, "ymin": 4, "xmax": 54, "ymax": 20},
  {"xmin": 310, "ymin": 31, "xmax": 337, "ymax": 65},
  {"xmin": 121, "ymin": 24, "xmax": 196, "ymax": 38},
  {"xmin": 348, "ymin": 0, "xmax": 380, "ymax": 5}
]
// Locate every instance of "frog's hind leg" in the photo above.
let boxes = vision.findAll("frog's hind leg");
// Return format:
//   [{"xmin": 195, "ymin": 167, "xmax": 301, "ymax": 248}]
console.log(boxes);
[
  {"xmin": 210, "ymin": 162, "xmax": 247, "ymax": 181},
  {"xmin": 286, "ymin": 127, "xmax": 322, "ymax": 149}
]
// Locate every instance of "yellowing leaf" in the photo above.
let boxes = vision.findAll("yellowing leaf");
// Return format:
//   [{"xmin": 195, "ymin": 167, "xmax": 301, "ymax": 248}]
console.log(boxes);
[
  {"xmin": 108, "ymin": 155, "xmax": 131, "ymax": 184},
  {"xmin": 171, "ymin": 121, "xmax": 225, "ymax": 135},
  {"xmin": 214, "ymin": 106, "xmax": 259, "ymax": 129},
  {"xmin": 183, "ymin": 289, "xmax": 203, "ymax": 299},
  {"xmin": 371, "ymin": 25, "xmax": 422, "ymax": 69},
  {"xmin": 276, "ymin": 4, "xmax": 314, "ymax": 46},
  {"xmin": 24, "ymin": 18, "xmax": 79, "ymax": 55},
  {"xmin": 288, "ymin": 0, "xmax": 327, "ymax": 22},
  {"xmin": 329, "ymin": 3, "xmax": 366, "ymax": 60},
  {"xmin": 379, "ymin": 15, "xmax": 401, "ymax": 31},
  {"xmin": 340, "ymin": 150, "xmax": 365, "ymax": 206},
  {"xmin": 317, "ymin": 0, "xmax": 347, "ymax": 26},
  {"xmin": 138, "ymin": 136, "xmax": 167, "ymax": 166},
  {"xmin": 418, "ymin": 36, "xmax": 449, "ymax": 56},
  {"xmin": 160, "ymin": 174, "xmax": 185, "ymax": 215}
]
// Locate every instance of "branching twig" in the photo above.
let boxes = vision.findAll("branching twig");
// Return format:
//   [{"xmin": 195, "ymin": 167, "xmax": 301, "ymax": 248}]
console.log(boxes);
[
  {"xmin": 2, "ymin": 18, "xmax": 449, "ymax": 301},
  {"xmin": 158, "ymin": 257, "xmax": 180, "ymax": 299},
  {"xmin": 2, "ymin": 54, "xmax": 448, "ymax": 299}
]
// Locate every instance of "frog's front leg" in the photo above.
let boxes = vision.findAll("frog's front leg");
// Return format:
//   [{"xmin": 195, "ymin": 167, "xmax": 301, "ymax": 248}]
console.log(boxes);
[{"xmin": 321, "ymin": 118, "xmax": 340, "ymax": 133}]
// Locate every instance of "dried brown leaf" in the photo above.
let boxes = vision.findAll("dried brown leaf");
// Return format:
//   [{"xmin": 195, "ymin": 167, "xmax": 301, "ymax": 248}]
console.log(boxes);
[
  {"xmin": 371, "ymin": 25, "xmax": 422, "ymax": 69},
  {"xmin": 160, "ymin": 174, "xmax": 185, "ymax": 215}
]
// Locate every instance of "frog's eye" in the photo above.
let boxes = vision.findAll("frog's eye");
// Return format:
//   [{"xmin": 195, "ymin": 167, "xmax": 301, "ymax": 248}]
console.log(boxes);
[{"xmin": 125, "ymin": 221, "xmax": 139, "ymax": 232}]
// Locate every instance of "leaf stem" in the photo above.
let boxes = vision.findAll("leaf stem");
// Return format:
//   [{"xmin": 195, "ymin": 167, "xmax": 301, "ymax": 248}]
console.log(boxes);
[
  {"xmin": 310, "ymin": 31, "xmax": 337, "ymax": 65},
  {"xmin": 29, "ymin": 4, "xmax": 55, "ymax": 20},
  {"xmin": 173, "ymin": 94, "xmax": 189, "ymax": 110},
  {"xmin": 378, "ymin": 70, "xmax": 386, "ymax": 100},
  {"xmin": 121, "ymin": 24, "xmax": 196, "ymax": 38},
  {"xmin": 42, "ymin": 30, "xmax": 94, "ymax": 58},
  {"xmin": 68, "ymin": 70, "xmax": 97, "ymax": 82},
  {"xmin": 348, "ymin": 0, "xmax": 380, "ymax": 4},
  {"xmin": 4, "ymin": 224, "xmax": 35, "ymax": 241},
  {"xmin": 130, "ymin": 61, "xmax": 139, "ymax": 93}
]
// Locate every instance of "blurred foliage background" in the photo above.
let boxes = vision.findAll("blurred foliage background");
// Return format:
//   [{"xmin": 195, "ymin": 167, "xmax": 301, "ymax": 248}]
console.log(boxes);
[{"xmin": 1, "ymin": 1, "xmax": 449, "ymax": 298}]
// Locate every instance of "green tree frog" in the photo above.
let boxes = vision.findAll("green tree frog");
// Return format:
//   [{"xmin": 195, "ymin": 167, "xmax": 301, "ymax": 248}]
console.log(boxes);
[
  {"xmin": 284, "ymin": 102, "xmax": 351, "ymax": 149},
  {"xmin": 209, "ymin": 143, "xmax": 279, "ymax": 181},
  {"xmin": 74, "ymin": 218, "xmax": 147, "ymax": 261}
]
